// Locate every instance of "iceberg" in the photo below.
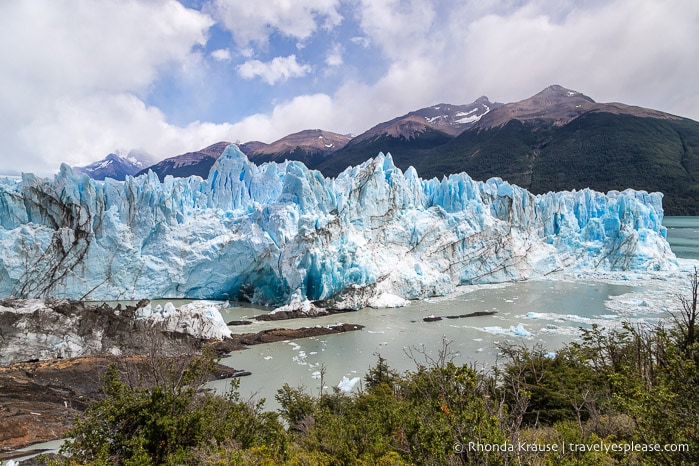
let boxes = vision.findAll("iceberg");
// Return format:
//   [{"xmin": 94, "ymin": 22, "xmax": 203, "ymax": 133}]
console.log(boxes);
[
  {"xmin": 337, "ymin": 376, "xmax": 361, "ymax": 392},
  {"xmin": 0, "ymin": 145, "xmax": 677, "ymax": 307}
]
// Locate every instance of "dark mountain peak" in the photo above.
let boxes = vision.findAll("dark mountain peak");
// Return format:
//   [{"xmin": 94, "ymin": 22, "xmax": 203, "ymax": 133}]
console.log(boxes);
[
  {"xmin": 529, "ymin": 84, "xmax": 596, "ymax": 106},
  {"xmin": 475, "ymin": 85, "xmax": 598, "ymax": 129},
  {"xmin": 135, "ymin": 142, "xmax": 231, "ymax": 180},
  {"xmin": 350, "ymin": 97, "xmax": 501, "ymax": 146},
  {"xmin": 475, "ymin": 85, "xmax": 679, "ymax": 130},
  {"xmin": 197, "ymin": 141, "xmax": 233, "ymax": 158},
  {"xmin": 237, "ymin": 140, "xmax": 267, "ymax": 154}
]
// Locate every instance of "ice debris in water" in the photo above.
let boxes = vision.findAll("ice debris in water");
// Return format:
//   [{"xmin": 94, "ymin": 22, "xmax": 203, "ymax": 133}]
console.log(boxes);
[
  {"xmin": 136, "ymin": 301, "xmax": 232, "ymax": 339},
  {"xmin": 0, "ymin": 145, "xmax": 678, "ymax": 307},
  {"xmin": 337, "ymin": 376, "xmax": 361, "ymax": 392}
]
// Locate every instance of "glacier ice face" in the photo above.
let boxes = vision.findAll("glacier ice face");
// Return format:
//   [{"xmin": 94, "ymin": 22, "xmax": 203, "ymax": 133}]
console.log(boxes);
[{"xmin": 0, "ymin": 145, "xmax": 677, "ymax": 307}]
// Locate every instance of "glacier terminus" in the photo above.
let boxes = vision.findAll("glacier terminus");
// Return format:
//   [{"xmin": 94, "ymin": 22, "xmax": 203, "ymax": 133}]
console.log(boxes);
[{"xmin": 0, "ymin": 145, "xmax": 677, "ymax": 308}]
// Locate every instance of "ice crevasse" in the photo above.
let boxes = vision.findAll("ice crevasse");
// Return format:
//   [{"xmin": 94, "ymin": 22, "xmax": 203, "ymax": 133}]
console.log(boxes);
[{"xmin": 0, "ymin": 145, "xmax": 677, "ymax": 308}]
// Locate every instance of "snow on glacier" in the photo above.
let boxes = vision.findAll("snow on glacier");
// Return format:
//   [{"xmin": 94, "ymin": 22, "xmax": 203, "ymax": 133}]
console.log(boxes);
[{"xmin": 0, "ymin": 144, "xmax": 677, "ymax": 307}]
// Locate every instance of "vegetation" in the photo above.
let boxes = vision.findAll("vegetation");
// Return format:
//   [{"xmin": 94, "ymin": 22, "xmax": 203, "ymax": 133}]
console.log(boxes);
[{"xmin": 43, "ymin": 270, "xmax": 699, "ymax": 465}]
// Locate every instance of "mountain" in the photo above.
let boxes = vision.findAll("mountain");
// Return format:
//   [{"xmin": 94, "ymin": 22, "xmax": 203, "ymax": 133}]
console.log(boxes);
[
  {"xmin": 314, "ymin": 85, "xmax": 699, "ymax": 215},
  {"xmin": 69, "ymin": 85, "xmax": 699, "ymax": 215},
  {"xmin": 314, "ymin": 97, "xmax": 500, "ymax": 177},
  {"xmin": 73, "ymin": 150, "xmax": 157, "ymax": 181},
  {"xmin": 135, "ymin": 141, "xmax": 231, "ymax": 181},
  {"xmin": 359, "ymin": 96, "xmax": 497, "ymax": 139},
  {"xmin": 0, "ymin": 146, "xmax": 675, "ymax": 304},
  {"xmin": 418, "ymin": 86, "xmax": 699, "ymax": 215},
  {"xmin": 473, "ymin": 84, "xmax": 678, "ymax": 129},
  {"xmin": 242, "ymin": 129, "xmax": 351, "ymax": 167}
]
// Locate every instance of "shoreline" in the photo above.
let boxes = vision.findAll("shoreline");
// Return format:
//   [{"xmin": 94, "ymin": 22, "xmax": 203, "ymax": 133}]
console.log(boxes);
[{"xmin": 0, "ymin": 298, "xmax": 366, "ymax": 453}]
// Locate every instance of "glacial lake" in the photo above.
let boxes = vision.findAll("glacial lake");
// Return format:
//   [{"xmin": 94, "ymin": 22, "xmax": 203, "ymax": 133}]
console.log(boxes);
[{"xmin": 206, "ymin": 216, "xmax": 699, "ymax": 409}]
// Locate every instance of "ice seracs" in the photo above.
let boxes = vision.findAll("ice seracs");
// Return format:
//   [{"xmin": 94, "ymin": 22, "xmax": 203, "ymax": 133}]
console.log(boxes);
[{"xmin": 0, "ymin": 144, "xmax": 677, "ymax": 308}]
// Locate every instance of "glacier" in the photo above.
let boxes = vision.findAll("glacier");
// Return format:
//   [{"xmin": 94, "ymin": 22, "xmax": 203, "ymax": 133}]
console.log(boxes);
[{"xmin": 0, "ymin": 145, "xmax": 677, "ymax": 307}]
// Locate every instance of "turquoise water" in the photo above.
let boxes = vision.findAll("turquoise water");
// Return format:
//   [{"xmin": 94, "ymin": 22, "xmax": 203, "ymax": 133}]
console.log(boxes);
[{"xmin": 664, "ymin": 216, "xmax": 699, "ymax": 260}]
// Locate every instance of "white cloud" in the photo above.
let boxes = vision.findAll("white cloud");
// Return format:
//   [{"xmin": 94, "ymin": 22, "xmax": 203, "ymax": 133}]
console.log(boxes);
[
  {"xmin": 0, "ymin": 0, "xmax": 212, "ymax": 96},
  {"xmin": 212, "ymin": 0, "xmax": 342, "ymax": 47},
  {"xmin": 355, "ymin": 0, "xmax": 437, "ymax": 59},
  {"xmin": 325, "ymin": 43, "xmax": 343, "ymax": 67},
  {"xmin": 228, "ymin": 94, "xmax": 336, "ymax": 142},
  {"xmin": 237, "ymin": 55, "xmax": 312, "ymax": 85},
  {"xmin": 18, "ymin": 93, "xmax": 237, "ymax": 170},
  {"xmin": 210, "ymin": 48, "xmax": 232, "ymax": 62},
  {"xmin": 212, "ymin": 0, "xmax": 699, "ymax": 153},
  {"xmin": 0, "ymin": 0, "xmax": 221, "ymax": 175},
  {"xmin": 1, "ymin": 0, "xmax": 698, "ymax": 176},
  {"xmin": 442, "ymin": 0, "xmax": 699, "ymax": 113},
  {"xmin": 339, "ymin": 0, "xmax": 699, "ymax": 126}
]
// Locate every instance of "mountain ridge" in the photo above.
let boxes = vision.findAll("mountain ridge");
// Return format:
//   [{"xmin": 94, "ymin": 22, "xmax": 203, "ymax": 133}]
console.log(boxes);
[{"xmin": 72, "ymin": 85, "xmax": 699, "ymax": 214}]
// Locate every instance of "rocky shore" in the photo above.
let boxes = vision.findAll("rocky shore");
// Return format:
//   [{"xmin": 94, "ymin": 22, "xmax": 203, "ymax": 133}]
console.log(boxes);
[
  {"xmin": 0, "ymin": 299, "xmax": 365, "ymax": 455},
  {"xmin": 0, "ymin": 355, "xmax": 241, "ymax": 455}
]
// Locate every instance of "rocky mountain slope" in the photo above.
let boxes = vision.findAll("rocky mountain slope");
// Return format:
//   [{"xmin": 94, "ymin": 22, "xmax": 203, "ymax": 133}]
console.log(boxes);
[
  {"xmin": 134, "ymin": 141, "xmax": 231, "ymax": 181},
  {"xmin": 71, "ymin": 85, "xmax": 699, "ymax": 215},
  {"xmin": 243, "ymin": 129, "xmax": 351, "ymax": 167},
  {"xmin": 315, "ymin": 86, "xmax": 699, "ymax": 215},
  {"xmin": 313, "ymin": 97, "xmax": 499, "ymax": 177},
  {"xmin": 473, "ymin": 85, "xmax": 676, "ymax": 129}
]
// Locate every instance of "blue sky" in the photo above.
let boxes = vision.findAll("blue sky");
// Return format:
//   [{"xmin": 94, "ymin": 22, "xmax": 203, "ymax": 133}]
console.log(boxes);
[{"xmin": 1, "ymin": 0, "xmax": 698, "ymax": 175}]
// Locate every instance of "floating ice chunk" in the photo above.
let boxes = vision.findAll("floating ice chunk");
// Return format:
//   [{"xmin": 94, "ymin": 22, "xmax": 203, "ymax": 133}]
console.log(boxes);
[
  {"xmin": 367, "ymin": 293, "xmax": 410, "ymax": 308},
  {"xmin": 480, "ymin": 323, "xmax": 532, "ymax": 337},
  {"xmin": 135, "ymin": 301, "xmax": 231, "ymax": 339},
  {"xmin": 337, "ymin": 376, "xmax": 361, "ymax": 392},
  {"xmin": 509, "ymin": 323, "xmax": 532, "ymax": 337}
]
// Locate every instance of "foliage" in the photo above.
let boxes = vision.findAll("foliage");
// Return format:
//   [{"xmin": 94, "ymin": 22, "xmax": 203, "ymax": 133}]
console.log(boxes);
[
  {"xmin": 58, "ymin": 349, "xmax": 287, "ymax": 465},
  {"xmin": 52, "ymin": 272, "xmax": 699, "ymax": 464}
]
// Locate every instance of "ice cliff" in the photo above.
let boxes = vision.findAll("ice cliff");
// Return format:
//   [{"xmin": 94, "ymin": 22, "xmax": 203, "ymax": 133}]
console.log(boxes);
[{"xmin": 0, "ymin": 145, "xmax": 677, "ymax": 307}]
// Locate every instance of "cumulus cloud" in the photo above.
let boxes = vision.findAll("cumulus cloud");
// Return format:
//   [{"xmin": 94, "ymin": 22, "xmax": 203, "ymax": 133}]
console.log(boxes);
[
  {"xmin": 0, "ymin": 0, "xmax": 237, "ymax": 175},
  {"xmin": 355, "ymin": 0, "xmax": 437, "ymax": 59},
  {"xmin": 228, "ymin": 94, "xmax": 337, "ymax": 142},
  {"xmin": 221, "ymin": 0, "xmax": 699, "ymax": 148},
  {"xmin": 210, "ymin": 48, "xmax": 232, "ymax": 62},
  {"xmin": 1, "ymin": 0, "xmax": 698, "ymax": 176},
  {"xmin": 441, "ymin": 0, "xmax": 699, "ymax": 113},
  {"xmin": 211, "ymin": 0, "xmax": 342, "ymax": 47},
  {"xmin": 18, "ymin": 93, "xmax": 236, "ymax": 169},
  {"xmin": 237, "ymin": 55, "xmax": 312, "ymax": 84},
  {"xmin": 316, "ymin": 0, "xmax": 699, "ymax": 134}
]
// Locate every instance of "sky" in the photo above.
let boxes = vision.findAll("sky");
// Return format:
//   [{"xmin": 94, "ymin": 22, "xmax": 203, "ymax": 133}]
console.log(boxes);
[{"xmin": 0, "ymin": 0, "xmax": 698, "ymax": 176}]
